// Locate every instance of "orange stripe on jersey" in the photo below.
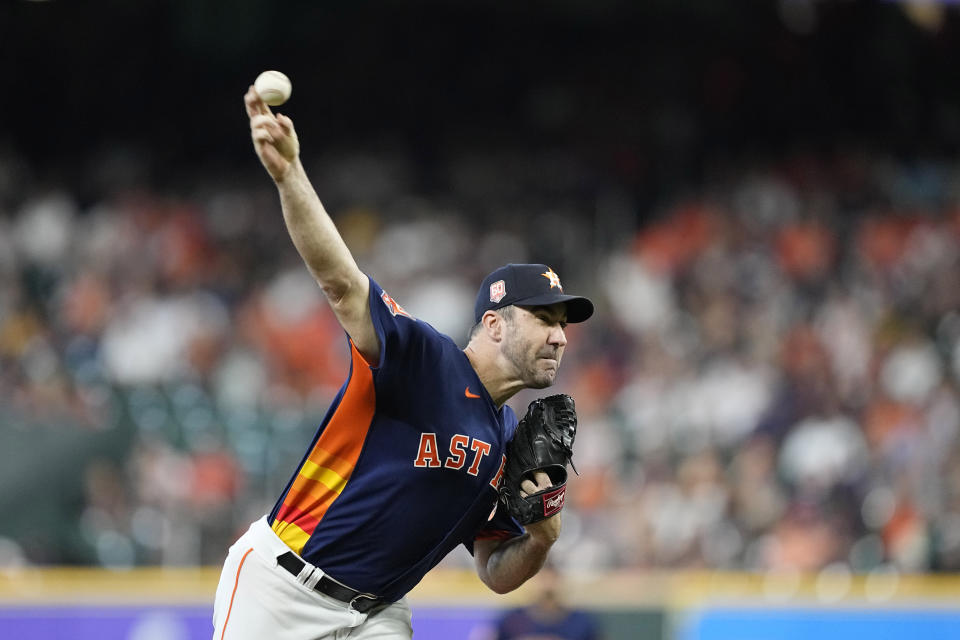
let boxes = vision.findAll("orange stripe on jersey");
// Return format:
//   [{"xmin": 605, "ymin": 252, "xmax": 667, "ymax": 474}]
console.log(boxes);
[
  {"xmin": 295, "ymin": 457, "xmax": 351, "ymax": 493},
  {"xmin": 307, "ymin": 446, "xmax": 357, "ymax": 478},
  {"xmin": 273, "ymin": 340, "xmax": 376, "ymax": 552},
  {"xmin": 276, "ymin": 483, "xmax": 338, "ymax": 526},
  {"xmin": 270, "ymin": 521, "xmax": 311, "ymax": 555},
  {"xmin": 273, "ymin": 506, "xmax": 320, "ymax": 538}
]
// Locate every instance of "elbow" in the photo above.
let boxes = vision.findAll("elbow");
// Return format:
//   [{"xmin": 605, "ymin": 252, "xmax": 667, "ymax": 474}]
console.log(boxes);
[
  {"xmin": 317, "ymin": 274, "xmax": 351, "ymax": 305},
  {"xmin": 480, "ymin": 574, "xmax": 524, "ymax": 595},
  {"xmin": 474, "ymin": 535, "xmax": 549, "ymax": 596},
  {"xmin": 316, "ymin": 269, "xmax": 364, "ymax": 307},
  {"xmin": 475, "ymin": 557, "xmax": 518, "ymax": 595},
  {"xmin": 476, "ymin": 558, "xmax": 538, "ymax": 595}
]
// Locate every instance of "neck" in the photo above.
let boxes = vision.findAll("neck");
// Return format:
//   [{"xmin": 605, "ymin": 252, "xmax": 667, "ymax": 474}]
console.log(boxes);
[{"xmin": 463, "ymin": 345, "xmax": 524, "ymax": 407}]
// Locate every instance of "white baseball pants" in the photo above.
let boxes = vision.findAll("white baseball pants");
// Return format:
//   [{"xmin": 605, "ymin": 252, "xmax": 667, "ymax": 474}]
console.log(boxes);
[{"xmin": 212, "ymin": 517, "xmax": 413, "ymax": 640}]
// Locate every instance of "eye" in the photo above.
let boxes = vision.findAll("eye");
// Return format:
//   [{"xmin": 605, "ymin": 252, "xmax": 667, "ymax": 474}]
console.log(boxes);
[{"xmin": 538, "ymin": 313, "xmax": 566, "ymax": 329}]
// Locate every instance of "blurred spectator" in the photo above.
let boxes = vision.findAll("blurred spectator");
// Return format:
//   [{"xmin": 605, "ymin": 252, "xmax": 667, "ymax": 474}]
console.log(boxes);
[
  {"xmin": 0, "ymin": 144, "xmax": 958, "ymax": 579},
  {"xmin": 489, "ymin": 565, "xmax": 603, "ymax": 640}
]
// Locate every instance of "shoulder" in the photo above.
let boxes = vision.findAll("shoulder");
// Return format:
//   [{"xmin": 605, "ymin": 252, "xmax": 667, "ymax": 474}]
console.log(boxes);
[{"xmin": 368, "ymin": 276, "xmax": 465, "ymax": 356}]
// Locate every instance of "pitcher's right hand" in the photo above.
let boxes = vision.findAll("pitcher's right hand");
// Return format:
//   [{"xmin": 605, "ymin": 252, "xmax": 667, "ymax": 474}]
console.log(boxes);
[{"xmin": 245, "ymin": 86, "xmax": 300, "ymax": 182}]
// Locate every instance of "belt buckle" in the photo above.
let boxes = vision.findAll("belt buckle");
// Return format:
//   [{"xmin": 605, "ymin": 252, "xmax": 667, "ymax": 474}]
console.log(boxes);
[{"xmin": 349, "ymin": 593, "xmax": 380, "ymax": 613}]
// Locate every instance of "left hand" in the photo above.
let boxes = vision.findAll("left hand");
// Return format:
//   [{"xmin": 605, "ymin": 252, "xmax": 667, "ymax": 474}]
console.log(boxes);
[{"xmin": 520, "ymin": 471, "xmax": 562, "ymax": 544}]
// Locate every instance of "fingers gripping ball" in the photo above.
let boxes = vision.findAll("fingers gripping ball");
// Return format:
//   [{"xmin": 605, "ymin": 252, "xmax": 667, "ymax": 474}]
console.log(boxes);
[
  {"xmin": 254, "ymin": 70, "xmax": 292, "ymax": 106},
  {"xmin": 499, "ymin": 394, "xmax": 578, "ymax": 525}
]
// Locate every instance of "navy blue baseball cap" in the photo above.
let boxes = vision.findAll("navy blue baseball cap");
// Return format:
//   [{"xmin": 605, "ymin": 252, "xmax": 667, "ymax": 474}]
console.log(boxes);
[{"xmin": 474, "ymin": 263, "xmax": 594, "ymax": 324}]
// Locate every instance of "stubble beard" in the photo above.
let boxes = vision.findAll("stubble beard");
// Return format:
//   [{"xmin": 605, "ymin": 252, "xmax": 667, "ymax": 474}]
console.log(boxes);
[{"xmin": 503, "ymin": 333, "xmax": 558, "ymax": 390}]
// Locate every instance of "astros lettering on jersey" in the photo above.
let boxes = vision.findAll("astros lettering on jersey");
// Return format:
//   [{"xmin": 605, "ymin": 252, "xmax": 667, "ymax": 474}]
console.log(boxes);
[{"xmin": 268, "ymin": 277, "xmax": 524, "ymax": 602}]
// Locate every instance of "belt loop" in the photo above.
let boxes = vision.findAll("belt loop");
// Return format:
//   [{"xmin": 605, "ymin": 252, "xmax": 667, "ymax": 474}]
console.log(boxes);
[
  {"xmin": 296, "ymin": 562, "xmax": 322, "ymax": 590},
  {"xmin": 304, "ymin": 569, "xmax": 322, "ymax": 590}
]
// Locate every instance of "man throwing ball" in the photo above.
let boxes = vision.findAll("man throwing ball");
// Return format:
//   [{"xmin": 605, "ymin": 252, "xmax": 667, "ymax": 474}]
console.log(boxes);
[{"xmin": 211, "ymin": 84, "xmax": 594, "ymax": 640}]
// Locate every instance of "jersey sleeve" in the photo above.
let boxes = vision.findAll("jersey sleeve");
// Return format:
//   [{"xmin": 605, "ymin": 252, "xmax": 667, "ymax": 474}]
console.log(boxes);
[
  {"xmin": 474, "ymin": 501, "xmax": 524, "ymax": 542},
  {"xmin": 364, "ymin": 276, "xmax": 439, "ymax": 369}
]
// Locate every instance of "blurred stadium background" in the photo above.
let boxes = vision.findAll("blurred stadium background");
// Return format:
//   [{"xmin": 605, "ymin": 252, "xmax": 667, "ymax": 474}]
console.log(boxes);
[{"xmin": 2, "ymin": 0, "xmax": 960, "ymax": 638}]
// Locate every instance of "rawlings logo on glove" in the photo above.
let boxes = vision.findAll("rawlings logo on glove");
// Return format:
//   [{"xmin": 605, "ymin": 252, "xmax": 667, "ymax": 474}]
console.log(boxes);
[
  {"xmin": 543, "ymin": 487, "xmax": 566, "ymax": 516},
  {"xmin": 498, "ymin": 394, "xmax": 578, "ymax": 525}
]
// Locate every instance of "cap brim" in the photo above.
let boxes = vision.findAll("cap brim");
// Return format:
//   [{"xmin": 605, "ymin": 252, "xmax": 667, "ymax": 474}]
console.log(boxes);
[{"xmin": 514, "ymin": 294, "xmax": 594, "ymax": 323}]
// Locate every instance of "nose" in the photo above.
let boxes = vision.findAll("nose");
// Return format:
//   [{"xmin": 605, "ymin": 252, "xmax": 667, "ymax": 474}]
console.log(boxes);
[{"xmin": 549, "ymin": 325, "xmax": 567, "ymax": 348}]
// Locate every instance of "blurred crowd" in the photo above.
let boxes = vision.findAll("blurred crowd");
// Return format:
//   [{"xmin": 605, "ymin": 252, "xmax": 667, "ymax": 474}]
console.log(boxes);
[{"xmin": 1, "ymin": 142, "xmax": 959, "ymax": 583}]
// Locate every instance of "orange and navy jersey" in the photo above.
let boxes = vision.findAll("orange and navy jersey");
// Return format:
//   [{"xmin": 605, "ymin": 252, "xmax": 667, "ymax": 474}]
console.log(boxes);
[{"xmin": 267, "ymin": 277, "xmax": 523, "ymax": 602}]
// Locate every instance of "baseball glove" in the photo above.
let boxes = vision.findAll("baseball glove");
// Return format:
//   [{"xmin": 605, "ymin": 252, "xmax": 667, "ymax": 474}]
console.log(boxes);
[{"xmin": 499, "ymin": 394, "xmax": 578, "ymax": 525}]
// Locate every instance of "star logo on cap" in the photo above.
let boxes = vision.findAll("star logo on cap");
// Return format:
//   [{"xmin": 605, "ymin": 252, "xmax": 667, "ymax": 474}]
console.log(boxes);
[{"xmin": 541, "ymin": 267, "xmax": 562, "ymax": 290}]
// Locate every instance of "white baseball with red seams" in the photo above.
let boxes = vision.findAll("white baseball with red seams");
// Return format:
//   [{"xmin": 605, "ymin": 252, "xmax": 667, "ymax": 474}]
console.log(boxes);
[{"xmin": 254, "ymin": 70, "xmax": 292, "ymax": 106}]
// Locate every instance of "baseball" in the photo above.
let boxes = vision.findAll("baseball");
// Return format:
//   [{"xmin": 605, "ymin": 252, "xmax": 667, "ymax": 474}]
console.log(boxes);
[{"xmin": 254, "ymin": 70, "xmax": 292, "ymax": 106}]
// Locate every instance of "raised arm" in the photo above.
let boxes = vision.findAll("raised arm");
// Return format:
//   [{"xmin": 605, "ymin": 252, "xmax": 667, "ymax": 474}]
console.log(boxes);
[{"xmin": 244, "ymin": 86, "xmax": 378, "ymax": 361}]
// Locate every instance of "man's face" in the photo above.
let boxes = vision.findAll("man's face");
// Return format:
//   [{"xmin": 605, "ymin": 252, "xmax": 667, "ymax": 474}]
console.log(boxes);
[{"xmin": 500, "ymin": 303, "xmax": 568, "ymax": 389}]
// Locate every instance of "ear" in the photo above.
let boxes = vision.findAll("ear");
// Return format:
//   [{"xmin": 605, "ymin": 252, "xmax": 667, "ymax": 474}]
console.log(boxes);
[{"xmin": 481, "ymin": 310, "xmax": 504, "ymax": 341}]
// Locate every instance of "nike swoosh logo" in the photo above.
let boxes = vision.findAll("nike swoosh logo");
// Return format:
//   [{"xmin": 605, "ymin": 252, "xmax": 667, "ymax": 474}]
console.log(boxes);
[{"xmin": 465, "ymin": 387, "xmax": 481, "ymax": 399}]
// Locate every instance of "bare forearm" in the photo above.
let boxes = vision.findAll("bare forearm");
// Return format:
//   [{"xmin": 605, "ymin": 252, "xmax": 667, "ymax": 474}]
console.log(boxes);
[
  {"xmin": 245, "ymin": 87, "xmax": 377, "ymax": 357},
  {"xmin": 276, "ymin": 160, "xmax": 361, "ymax": 302},
  {"xmin": 245, "ymin": 90, "xmax": 355, "ymax": 290},
  {"xmin": 475, "ymin": 531, "xmax": 555, "ymax": 594},
  {"xmin": 274, "ymin": 161, "xmax": 378, "ymax": 358}
]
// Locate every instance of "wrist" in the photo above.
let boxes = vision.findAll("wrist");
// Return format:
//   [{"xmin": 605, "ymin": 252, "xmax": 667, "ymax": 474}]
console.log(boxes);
[
  {"xmin": 274, "ymin": 157, "xmax": 304, "ymax": 185},
  {"xmin": 524, "ymin": 515, "xmax": 561, "ymax": 547}
]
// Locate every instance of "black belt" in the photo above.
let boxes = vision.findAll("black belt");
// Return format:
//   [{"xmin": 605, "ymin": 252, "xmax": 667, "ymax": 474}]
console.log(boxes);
[{"xmin": 277, "ymin": 551, "xmax": 389, "ymax": 614}]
